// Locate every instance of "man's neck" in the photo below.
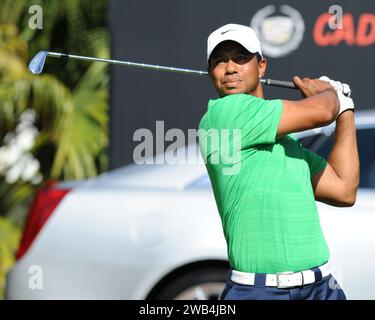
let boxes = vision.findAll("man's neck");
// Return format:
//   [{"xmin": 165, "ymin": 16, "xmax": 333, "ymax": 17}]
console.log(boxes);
[{"xmin": 249, "ymin": 83, "xmax": 264, "ymax": 98}]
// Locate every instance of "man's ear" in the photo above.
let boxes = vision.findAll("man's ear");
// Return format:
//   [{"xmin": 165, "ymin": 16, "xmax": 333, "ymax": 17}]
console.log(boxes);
[
  {"xmin": 207, "ymin": 66, "xmax": 214, "ymax": 80},
  {"xmin": 258, "ymin": 58, "xmax": 267, "ymax": 78}
]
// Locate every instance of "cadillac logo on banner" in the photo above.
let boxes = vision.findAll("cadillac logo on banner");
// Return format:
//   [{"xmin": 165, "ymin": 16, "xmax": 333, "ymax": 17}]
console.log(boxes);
[{"xmin": 251, "ymin": 4, "xmax": 305, "ymax": 58}]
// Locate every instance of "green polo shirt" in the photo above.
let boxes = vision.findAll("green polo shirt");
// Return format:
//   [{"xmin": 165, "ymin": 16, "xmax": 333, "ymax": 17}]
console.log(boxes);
[{"xmin": 198, "ymin": 93, "xmax": 329, "ymax": 274}]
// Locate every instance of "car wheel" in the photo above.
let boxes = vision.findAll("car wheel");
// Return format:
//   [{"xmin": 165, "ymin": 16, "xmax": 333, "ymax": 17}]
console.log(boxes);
[{"xmin": 155, "ymin": 267, "xmax": 228, "ymax": 300}]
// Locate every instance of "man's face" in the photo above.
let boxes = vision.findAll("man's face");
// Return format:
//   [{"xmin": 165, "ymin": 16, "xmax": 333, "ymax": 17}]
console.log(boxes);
[{"xmin": 208, "ymin": 40, "xmax": 266, "ymax": 97}]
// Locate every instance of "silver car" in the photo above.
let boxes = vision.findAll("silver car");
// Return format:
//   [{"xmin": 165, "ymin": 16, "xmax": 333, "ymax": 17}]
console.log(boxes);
[{"xmin": 5, "ymin": 110, "xmax": 375, "ymax": 300}]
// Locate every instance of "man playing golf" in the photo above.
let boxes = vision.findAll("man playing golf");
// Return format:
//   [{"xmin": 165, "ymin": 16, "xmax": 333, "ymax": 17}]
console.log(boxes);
[{"xmin": 198, "ymin": 24, "xmax": 359, "ymax": 300}]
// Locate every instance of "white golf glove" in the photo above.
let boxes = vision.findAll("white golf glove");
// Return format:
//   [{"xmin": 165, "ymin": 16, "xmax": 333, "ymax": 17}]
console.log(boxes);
[{"xmin": 319, "ymin": 76, "xmax": 354, "ymax": 118}]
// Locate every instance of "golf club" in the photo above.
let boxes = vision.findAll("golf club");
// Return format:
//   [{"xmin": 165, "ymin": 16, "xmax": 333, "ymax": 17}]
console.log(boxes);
[{"xmin": 26, "ymin": 51, "xmax": 313, "ymax": 91}]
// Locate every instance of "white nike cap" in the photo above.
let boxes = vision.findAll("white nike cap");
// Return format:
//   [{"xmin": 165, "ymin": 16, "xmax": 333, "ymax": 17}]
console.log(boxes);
[{"xmin": 207, "ymin": 23, "xmax": 263, "ymax": 63}]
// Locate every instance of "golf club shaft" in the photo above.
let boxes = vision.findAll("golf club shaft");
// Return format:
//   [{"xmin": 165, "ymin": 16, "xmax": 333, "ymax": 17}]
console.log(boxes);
[
  {"xmin": 45, "ymin": 51, "xmax": 297, "ymax": 89},
  {"xmin": 47, "ymin": 52, "xmax": 209, "ymax": 76}
]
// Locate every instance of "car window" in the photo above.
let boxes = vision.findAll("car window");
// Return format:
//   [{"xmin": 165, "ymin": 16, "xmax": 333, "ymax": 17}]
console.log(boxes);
[
  {"xmin": 315, "ymin": 128, "xmax": 375, "ymax": 189},
  {"xmin": 298, "ymin": 134, "xmax": 323, "ymax": 149},
  {"xmin": 298, "ymin": 132, "xmax": 334, "ymax": 152}
]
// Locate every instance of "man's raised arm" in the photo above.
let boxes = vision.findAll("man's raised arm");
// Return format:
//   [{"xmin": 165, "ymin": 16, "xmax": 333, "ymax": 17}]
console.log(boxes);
[{"xmin": 277, "ymin": 76, "xmax": 340, "ymax": 139}]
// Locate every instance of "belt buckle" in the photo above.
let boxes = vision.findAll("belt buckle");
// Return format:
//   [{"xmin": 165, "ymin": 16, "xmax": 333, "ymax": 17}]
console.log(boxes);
[{"xmin": 276, "ymin": 271, "xmax": 297, "ymax": 289}]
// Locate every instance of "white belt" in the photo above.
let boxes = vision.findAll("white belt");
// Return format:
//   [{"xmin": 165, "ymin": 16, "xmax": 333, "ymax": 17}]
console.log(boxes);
[{"xmin": 231, "ymin": 262, "xmax": 330, "ymax": 289}]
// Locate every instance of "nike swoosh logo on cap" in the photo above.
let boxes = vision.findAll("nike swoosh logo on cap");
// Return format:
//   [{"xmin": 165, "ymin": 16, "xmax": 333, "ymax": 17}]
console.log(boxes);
[{"xmin": 221, "ymin": 29, "xmax": 234, "ymax": 35}]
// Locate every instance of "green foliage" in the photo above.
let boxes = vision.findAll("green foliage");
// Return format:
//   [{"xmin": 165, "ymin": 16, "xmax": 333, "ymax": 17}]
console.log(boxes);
[
  {"xmin": 0, "ymin": 0, "xmax": 109, "ymax": 212},
  {"xmin": 0, "ymin": 217, "xmax": 21, "ymax": 299}
]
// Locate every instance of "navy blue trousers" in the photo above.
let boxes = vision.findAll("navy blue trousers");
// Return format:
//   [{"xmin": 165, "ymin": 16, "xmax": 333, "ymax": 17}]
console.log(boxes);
[{"xmin": 220, "ymin": 268, "xmax": 347, "ymax": 300}]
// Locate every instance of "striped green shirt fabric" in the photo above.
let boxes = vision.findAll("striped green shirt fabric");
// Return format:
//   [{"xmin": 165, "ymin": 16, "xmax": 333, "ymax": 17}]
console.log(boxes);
[{"xmin": 198, "ymin": 93, "xmax": 329, "ymax": 274}]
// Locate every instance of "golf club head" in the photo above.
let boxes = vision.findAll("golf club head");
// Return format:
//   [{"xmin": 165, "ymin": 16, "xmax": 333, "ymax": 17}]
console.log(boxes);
[{"xmin": 28, "ymin": 51, "xmax": 48, "ymax": 74}]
